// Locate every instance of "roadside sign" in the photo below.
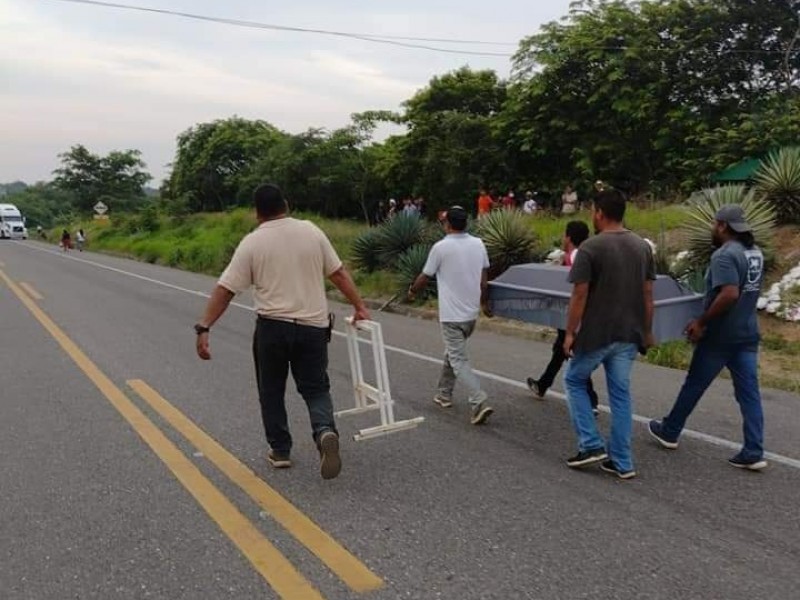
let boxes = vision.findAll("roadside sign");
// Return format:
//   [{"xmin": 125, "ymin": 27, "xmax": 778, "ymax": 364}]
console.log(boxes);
[{"xmin": 93, "ymin": 201, "xmax": 108, "ymax": 215}]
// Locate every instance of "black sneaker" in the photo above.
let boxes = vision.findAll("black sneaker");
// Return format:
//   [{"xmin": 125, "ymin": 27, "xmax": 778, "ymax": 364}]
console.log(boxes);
[
  {"xmin": 526, "ymin": 378, "xmax": 547, "ymax": 399},
  {"xmin": 648, "ymin": 420, "xmax": 679, "ymax": 450},
  {"xmin": 566, "ymin": 448, "xmax": 608, "ymax": 468},
  {"xmin": 728, "ymin": 454, "xmax": 768, "ymax": 471},
  {"xmin": 267, "ymin": 450, "xmax": 292, "ymax": 469},
  {"xmin": 600, "ymin": 460, "xmax": 637, "ymax": 480},
  {"xmin": 319, "ymin": 431, "xmax": 342, "ymax": 480}
]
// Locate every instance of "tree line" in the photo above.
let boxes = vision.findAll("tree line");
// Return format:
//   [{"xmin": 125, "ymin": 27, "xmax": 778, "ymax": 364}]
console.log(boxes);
[{"xmin": 6, "ymin": 0, "xmax": 800, "ymax": 225}]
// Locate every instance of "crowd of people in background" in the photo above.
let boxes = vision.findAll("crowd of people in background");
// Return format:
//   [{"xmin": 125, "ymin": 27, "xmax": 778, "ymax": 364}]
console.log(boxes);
[{"xmin": 372, "ymin": 181, "xmax": 608, "ymax": 225}]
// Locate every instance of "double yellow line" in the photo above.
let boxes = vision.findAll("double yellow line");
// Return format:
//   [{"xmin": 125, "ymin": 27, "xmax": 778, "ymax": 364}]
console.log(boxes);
[{"xmin": 0, "ymin": 270, "xmax": 383, "ymax": 599}]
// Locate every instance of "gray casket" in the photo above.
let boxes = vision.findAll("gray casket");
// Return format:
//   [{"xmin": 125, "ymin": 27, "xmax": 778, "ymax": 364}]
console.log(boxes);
[{"xmin": 488, "ymin": 263, "xmax": 704, "ymax": 343}]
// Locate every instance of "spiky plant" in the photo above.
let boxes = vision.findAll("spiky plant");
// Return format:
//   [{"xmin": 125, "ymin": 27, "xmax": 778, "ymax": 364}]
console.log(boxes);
[
  {"xmin": 396, "ymin": 244, "xmax": 436, "ymax": 300},
  {"xmin": 373, "ymin": 214, "xmax": 430, "ymax": 269},
  {"xmin": 755, "ymin": 146, "xmax": 800, "ymax": 224},
  {"xmin": 350, "ymin": 228, "xmax": 383, "ymax": 273},
  {"xmin": 475, "ymin": 209, "xmax": 537, "ymax": 278},
  {"xmin": 685, "ymin": 185, "xmax": 776, "ymax": 270}
]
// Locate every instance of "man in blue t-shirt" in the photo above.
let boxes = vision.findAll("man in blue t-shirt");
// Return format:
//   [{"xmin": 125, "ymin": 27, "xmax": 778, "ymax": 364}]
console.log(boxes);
[{"xmin": 649, "ymin": 205, "xmax": 767, "ymax": 470}]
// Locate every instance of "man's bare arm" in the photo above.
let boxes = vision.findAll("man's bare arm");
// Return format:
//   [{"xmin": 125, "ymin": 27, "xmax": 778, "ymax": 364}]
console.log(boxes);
[
  {"xmin": 563, "ymin": 282, "xmax": 589, "ymax": 357},
  {"xmin": 329, "ymin": 266, "xmax": 370, "ymax": 321},
  {"xmin": 408, "ymin": 273, "xmax": 430, "ymax": 297},
  {"xmin": 198, "ymin": 285, "xmax": 235, "ymax": 328},
  {"xmin": 643, "ymin": 279, "xmax": 655, "ymax": 347},
  {"xmin": 196, "ymin": 285, "xmax": 235, "ymax": 360}
]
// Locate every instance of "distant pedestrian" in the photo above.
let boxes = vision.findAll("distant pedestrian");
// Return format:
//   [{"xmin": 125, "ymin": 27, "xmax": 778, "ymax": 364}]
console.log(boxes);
[
  {"xmin": 561, "ymin": 185, "xmax": 578, "ymax": 215},
  {"xmin": 522, "ymin": 191, "xmax": 538, "ymax": 215},
  {"xmin": 562, "ymin": 190, "xmax": 655, "ymax": 479},
  {"xmin": 408, "ymin": 206, "xmax": 494, "ymax": 425},
  {"xmin": 195, "ymin": 183, "xmax": 371, "ymax": 480},
  {"xmin": 374, "ymin": 201, "xmax": 387, "ymax": 225},
  {"xmin": 388, "ymin": 198, "xmax": 398, "ymax": 218},
  {"xmin": 76, "ymin": 229, "xmax": 86, "ymax": 251},
  {"xmin": 527, "ymin": 221, "xmax": 598, "ymax": 413},
  {"xmin": 476, "ymin": 189, "xmax": 494, "ymax": 217},
  {"xmin": 416, "ymin": 196, "xmax": 427, "ymax": 219},
  {"xmin": 502, "ymin": 190, "xmax": 516, "ymax": 210},
  {"xmin": 61, "ymin": 229, "xmax": 71, "ymax": 252},
  {"xmin": 649, "ymin": 205, "xmax": 767, "ymax": 470}
]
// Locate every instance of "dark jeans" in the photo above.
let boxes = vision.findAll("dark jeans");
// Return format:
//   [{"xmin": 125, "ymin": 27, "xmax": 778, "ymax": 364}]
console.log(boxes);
[
  {"xmin": 661, "ymin": 342, "xmax": 764, "ymax": 461},
  {"xmin": 539, "ymin": 329, "xmax": 598, "ymax": 409},
  {"xmin": 252, "ymin": 317, "xmax": 337, "ymax": 455}
]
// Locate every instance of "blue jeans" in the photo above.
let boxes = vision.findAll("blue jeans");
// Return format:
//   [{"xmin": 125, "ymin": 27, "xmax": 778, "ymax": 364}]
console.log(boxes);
[
  {"xmin": 564, "ymin": 342, "xmax": 638, "ymax": 472},
  {"xmin": 662, "ymin": 342, "xmax": 764, "ymax": 461}
]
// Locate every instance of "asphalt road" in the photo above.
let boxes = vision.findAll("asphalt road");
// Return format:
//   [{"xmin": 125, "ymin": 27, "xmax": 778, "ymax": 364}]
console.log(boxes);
[{"xmin": 1, "ymin": 240, "xmax": 799, "ymax": 600}]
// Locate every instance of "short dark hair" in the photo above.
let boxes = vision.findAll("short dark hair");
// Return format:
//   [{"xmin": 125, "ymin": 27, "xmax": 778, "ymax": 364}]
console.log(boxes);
[
  {"xmin": 446, "ymin": 206, "xmax": 468, "ymax": 231},
  {"xmin": 593, "ymin": 189, "xmax": 626, "ymax": 223},
  {"xmin": 254, "ymin": 183, "xmax": 287, "ymax": 218},
  {"xmin": 565, "ymin": 220, "xmax": 590, "ymax": 247}
]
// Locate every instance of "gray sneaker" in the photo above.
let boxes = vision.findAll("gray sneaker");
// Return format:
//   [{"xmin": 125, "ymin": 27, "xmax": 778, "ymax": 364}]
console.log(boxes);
[
  {"xmin": 433, "ymin": 394, "xmax": 454, "ymax": 408},
  {"xmin": 319, "ymin": 431, "xmax": 342, "ymax": 480},
  {"xmin": 470, "ymin": 403, "xmax": 494, "ymax": 425}
]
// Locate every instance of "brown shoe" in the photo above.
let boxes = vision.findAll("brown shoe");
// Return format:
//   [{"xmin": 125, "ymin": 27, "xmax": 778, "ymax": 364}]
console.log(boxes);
[{"xmin": 319, "ymin": 431, "xmax": 342, "ymax": 480}]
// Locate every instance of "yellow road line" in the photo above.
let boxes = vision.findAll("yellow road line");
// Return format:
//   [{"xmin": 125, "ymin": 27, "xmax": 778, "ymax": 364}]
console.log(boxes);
[
  {"xmin": 0, "ymin": 270, "xmax": 324, "ymax": 600},
  {"xmin": 129, "ymin": 379, "xmax": 384, "ymax": 594},
  {"xmin": 19, "ymin": 282, "xmax": 44, "ymax": 300}
]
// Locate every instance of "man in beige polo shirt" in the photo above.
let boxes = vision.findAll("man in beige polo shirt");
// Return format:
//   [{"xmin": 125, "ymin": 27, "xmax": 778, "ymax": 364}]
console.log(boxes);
[{"xmin": 194, "ymin": 183, "xmax": 370, "ymax": 480}]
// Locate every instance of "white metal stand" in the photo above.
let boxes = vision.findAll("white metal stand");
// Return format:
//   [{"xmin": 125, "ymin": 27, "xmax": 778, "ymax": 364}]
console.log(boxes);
[{"xmin": 336, "ymin": 319, "xmax": 424, "ymax": 441}]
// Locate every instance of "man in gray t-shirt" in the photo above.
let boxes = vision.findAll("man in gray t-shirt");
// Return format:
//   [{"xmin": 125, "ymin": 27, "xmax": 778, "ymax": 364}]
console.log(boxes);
[
  {"xmin": 562, "ymin": 190, "xmax": 656, "ymax": 479},
  {"xmin": 649, "ymin": 204, "xmax": 767, "ymax": 471}
]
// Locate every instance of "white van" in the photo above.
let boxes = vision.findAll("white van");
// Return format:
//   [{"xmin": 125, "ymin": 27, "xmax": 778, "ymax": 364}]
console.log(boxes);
[{"xmin": 0, "ymin": 204, "xmax": 28, "ymax": 239}]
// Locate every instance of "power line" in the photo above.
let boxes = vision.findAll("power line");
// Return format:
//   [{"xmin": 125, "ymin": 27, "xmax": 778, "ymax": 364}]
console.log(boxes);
[{"xmin": 45, "ymin": 0, "xmax": 517, "ymax": 57}]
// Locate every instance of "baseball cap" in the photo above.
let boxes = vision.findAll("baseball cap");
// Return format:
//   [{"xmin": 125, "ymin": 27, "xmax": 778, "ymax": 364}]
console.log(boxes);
[
  {"xmin": 446, "ymin": 205, "xmax": 468, "ymax": 228},
  {"xmin": 714, "ymin": 204, "xmax": 752, "ymax": 232}
]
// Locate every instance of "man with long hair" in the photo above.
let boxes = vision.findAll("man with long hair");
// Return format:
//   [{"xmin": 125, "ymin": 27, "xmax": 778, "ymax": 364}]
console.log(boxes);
[{"xmin": 649, "ymin": 205, "xmax": 767, "ymax": 470}]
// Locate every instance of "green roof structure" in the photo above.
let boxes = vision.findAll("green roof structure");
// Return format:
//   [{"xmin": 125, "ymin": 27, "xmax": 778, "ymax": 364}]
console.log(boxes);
[{"xmin": 712, "ymin": 157, "xmax": 762, "ymax": 183}]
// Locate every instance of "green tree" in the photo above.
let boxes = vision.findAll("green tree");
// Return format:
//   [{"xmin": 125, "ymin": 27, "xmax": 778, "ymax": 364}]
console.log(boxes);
[
  {"xmin": 504, "ymin": 0, "xmax": 800, "ymax": 194},
  {"xmin": 4, "ymin": 183, "xmax": 77, "ymax": 228},
  {"xmin": 165, "ymin": 117, "xmax": 286, "ymax": 212},
  {"xmin": 52, "ymin": 145, "xmax": 151, "ymax": 213},
  {"xmin": 387, "ymin": 67, "xmax": 510, "ymax": 210}
]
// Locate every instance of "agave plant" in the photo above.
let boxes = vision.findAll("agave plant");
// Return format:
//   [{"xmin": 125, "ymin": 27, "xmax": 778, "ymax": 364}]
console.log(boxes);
[
  {"xmin": 685, "ymin": 185, "xmax": 776, "ymax": 270},
  {"xmin": 755, "ymin": 146, "xmax": 800, "ymax": 224},
  {"xmin": 475, "ymin": 209, "xmax": 537, "ymax": 278},
  {"xmin": 396, "ymin": 243, "xmax": 436, "ymax": 299},
  {"xmin": 350, "ymin": 228, "xmax": 382, "ymax": 273},
  {"xmin": 374, "ymin": 214, "xmax": 440, "ymax": 269}
]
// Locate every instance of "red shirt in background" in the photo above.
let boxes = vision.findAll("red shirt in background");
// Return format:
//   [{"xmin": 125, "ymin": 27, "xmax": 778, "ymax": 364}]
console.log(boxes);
[{"xmin": 477, "ymin": 194, "xmax": 494, "ymax": 215}]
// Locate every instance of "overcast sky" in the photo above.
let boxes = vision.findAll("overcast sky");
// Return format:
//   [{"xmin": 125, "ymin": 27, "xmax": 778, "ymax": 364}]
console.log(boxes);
[{"xmin": 1, "ymin": 0, "xmax": 572, "ymax": 183}]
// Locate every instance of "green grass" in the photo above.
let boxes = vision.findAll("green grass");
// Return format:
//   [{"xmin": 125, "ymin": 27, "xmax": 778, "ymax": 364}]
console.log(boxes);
[
  {"xmin": 526, "ymin": 204, "xmax": 688, "ymax": 254},
  {"xmin": 62, "ymin": 209, "xmax": 369, "ymax": 277}
]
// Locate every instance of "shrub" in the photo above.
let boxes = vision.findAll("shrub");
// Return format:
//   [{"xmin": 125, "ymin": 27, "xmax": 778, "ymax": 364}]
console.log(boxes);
[
  {"xmin": 475, "ymin": 210, "xmax": 537, "ymax": 278},
  {"xmin": 755, "ymin": 147, "xmax": 800, "ymax": 224},
  {"xmin": 396, "ymin": 244, "xmax": 436, "ymax": 299},
  {"xmin": 374, "ymin": 214, "xmax": 437, "ymax": 269},
  {"xmin": 685, "ymin": 185, "xmax": 775, "ymax": 271},
  {"xmin": 350, "ymin": 229, "xmax": 383, "ymax": 273}
]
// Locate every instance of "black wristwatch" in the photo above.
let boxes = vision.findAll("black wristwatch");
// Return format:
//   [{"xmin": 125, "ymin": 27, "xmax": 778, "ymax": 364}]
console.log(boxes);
[{"xmin": 194, "ymin": 324, "xmax": 210, "ymax": 335}]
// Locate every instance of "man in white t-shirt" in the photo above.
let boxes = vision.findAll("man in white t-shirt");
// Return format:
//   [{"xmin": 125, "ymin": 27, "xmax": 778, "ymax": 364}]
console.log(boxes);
[
  {"xmin": 194, "ymin": 183, "xmax": 370, "ymax": 480},
  {"xmin": 407, "ymin": 206, "xmax": 494, "ymax": 425}
]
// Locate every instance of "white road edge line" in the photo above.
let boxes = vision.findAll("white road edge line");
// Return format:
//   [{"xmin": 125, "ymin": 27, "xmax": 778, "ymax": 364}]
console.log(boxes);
[{"xmin": 16, "ymin": 241, "xmax": 800, "ymax": 470}]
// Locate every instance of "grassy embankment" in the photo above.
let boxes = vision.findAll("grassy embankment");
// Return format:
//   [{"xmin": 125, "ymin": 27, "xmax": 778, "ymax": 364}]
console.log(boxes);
[{"xmin": 65, "ymin": 206, "xmax": 799, "ymax": 393}]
